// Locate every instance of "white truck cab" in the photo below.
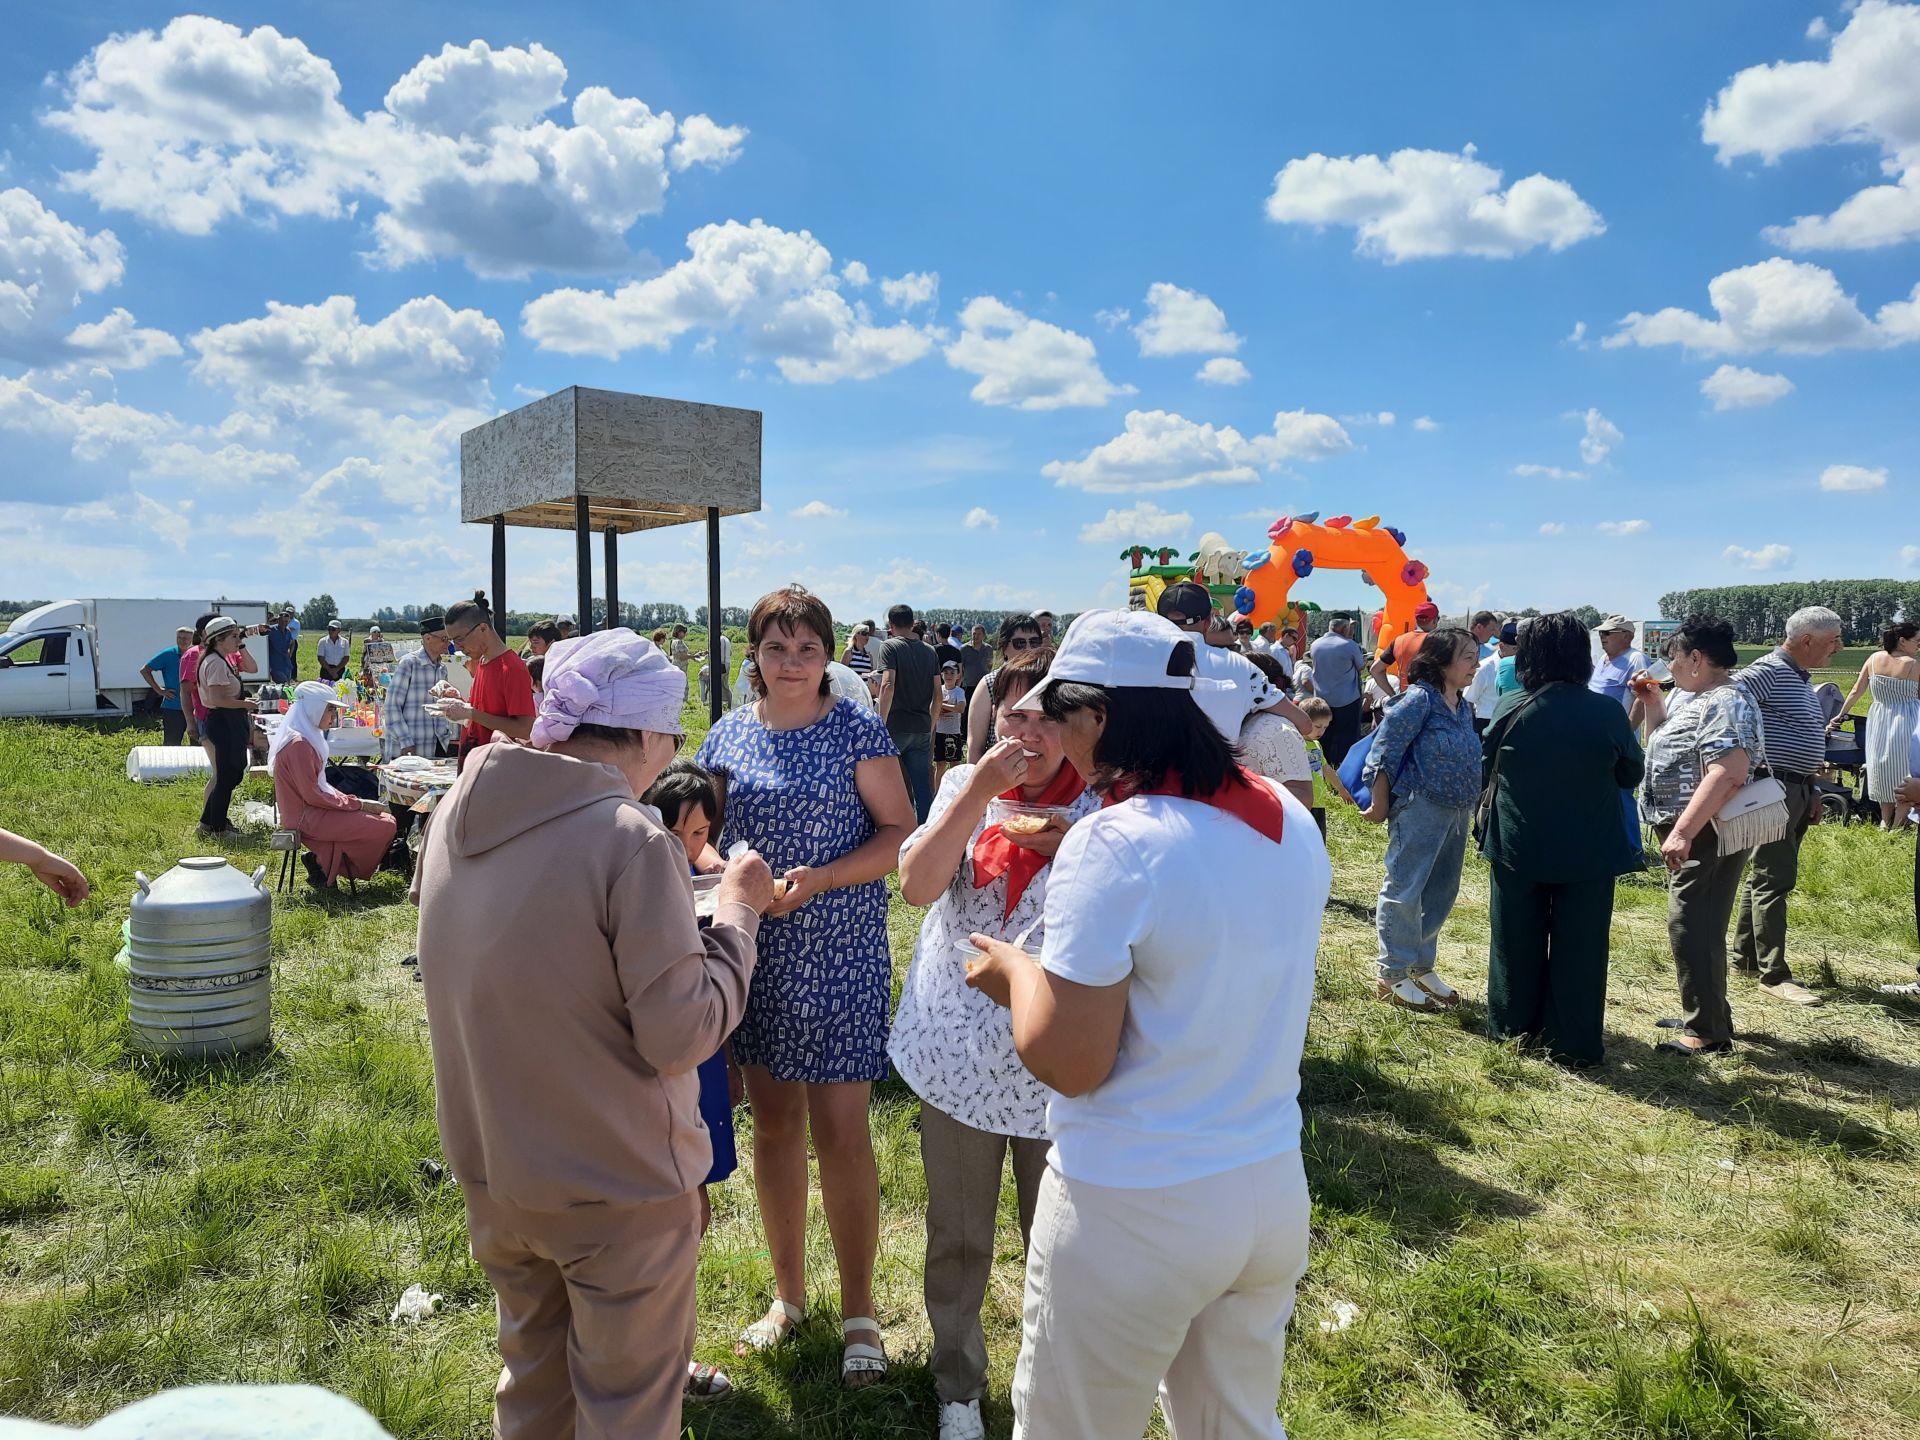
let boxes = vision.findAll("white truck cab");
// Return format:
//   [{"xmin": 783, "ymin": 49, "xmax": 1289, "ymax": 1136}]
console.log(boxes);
[{"xmin": 0, "ymin": 599, "xmax": 269, "ymax": 720}]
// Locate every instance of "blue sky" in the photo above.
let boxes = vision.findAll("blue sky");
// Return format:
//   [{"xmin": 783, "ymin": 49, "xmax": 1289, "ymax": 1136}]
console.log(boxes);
[{"xmin": 2, "ymin": 1, "xmax": 1915, "ymax": 623}]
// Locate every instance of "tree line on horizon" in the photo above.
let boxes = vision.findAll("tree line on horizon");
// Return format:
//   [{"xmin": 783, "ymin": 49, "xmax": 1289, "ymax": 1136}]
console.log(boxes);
[{"xmin": 1657, "ymin": 580, "xmax": 1919, "ymax": 645}]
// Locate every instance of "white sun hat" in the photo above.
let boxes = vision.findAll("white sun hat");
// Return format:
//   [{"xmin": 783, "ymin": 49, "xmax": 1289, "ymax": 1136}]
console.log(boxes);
[{"xmin": 1010, "ymin": 609, "xmax": 1229, "ymax": 713}]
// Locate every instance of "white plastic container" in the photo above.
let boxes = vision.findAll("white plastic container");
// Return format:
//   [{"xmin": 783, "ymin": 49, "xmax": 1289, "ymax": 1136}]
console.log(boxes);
[{"xmin": 125, "ymin": 746, "xmax": 214, "ymax": 783}]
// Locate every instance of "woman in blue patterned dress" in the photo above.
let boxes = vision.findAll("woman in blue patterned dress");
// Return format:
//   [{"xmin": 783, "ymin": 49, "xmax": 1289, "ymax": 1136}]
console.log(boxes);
[{"xmin": 695, "ymin": 586, "xmax": 915, "ymax": 1388}]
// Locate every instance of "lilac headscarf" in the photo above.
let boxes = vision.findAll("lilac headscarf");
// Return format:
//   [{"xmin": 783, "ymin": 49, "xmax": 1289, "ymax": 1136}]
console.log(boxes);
[{"xmin": 530, "ymin": 628, "xmax": 686, "ymax": 749}]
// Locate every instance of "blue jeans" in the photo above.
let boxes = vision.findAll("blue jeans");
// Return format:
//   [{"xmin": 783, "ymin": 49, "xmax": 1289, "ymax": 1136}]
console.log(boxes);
[
  {"xmin": 896, "ymin": 729, "xmax": 933, "ymax": 824},
  {"xmin": 1375, "ymin": 792, "xmax": 1473, "ymax": 982}
]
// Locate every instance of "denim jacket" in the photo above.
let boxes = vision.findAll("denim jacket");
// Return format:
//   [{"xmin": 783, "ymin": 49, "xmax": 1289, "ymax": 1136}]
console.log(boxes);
[{"xmin": 1363, "ymin": 682, "xmax": 1482, "ymax": 810}]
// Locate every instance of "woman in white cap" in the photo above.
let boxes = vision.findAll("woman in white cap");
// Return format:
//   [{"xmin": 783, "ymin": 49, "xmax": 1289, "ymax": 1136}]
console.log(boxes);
[
  {"xmin": 414, "ymin": 628, "xmax": 774, "ymax": 1440},
  {"xmin": 965, "ymin": 609, "xmax": 1329, "ymax": 1440},
  {"xmin": 269, "ymin": 681, "xmax": 398, "ymax": 888},
  {"xmin": 193, "ymin": 617, "xmax": 260, "ymax": 836}
]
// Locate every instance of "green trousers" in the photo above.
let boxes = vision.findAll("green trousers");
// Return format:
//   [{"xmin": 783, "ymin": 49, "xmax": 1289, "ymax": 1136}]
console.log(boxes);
[{"xmin": 1487, "ymin": 865, "xmax": 1618, "ymax": 1067}]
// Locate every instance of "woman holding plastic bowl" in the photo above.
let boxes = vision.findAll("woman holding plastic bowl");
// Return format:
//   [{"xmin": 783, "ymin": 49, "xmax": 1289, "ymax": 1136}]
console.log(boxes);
[
  {"xmin": 890, "ymin": 645, "xmax": 1098, "ymax": 1440},
  {"xmin": 964, "ymin": 609, "xmax": 1330, "ymax": 1439}
]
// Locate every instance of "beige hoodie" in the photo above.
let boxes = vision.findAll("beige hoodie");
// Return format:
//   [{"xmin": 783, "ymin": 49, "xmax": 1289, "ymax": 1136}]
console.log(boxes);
[{"xmin": 415, "ymin": 741, "xmax": 758, "ymax": 1241}]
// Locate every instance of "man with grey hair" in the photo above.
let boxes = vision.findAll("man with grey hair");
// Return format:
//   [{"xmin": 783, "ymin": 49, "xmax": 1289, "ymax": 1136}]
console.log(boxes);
[
  {"xmin": 1308, "ymin": 614, "xmax": 1367, "ymax": 766},
  {"xmin": 1731, "ymin": 606, "xmax": 1845, "ymax": 1007}
]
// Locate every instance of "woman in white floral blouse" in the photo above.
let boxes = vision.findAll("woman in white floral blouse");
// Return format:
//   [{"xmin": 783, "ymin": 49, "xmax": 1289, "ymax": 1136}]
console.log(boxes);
[{"xmin": 891, "ymin": 648, "xmax": 1098, "ymax": 1440}]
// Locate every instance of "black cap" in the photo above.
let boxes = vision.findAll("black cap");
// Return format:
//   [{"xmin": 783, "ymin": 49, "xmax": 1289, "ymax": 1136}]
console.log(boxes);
[
  {"xmin": 419, "ymin": 616, "xmax": 446, "ymax": 635},
  {"xmin": 1499, "ymin": 620, "xmax": 1520, "ymax": 646},
  {"xmin": 1156, "ymin": 580, "xmax": 1213, "ymax": 623}
]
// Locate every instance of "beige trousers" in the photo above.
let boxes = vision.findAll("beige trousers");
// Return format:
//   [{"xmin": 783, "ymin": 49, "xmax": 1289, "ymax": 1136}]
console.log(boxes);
[
  {"xmin": 1012, "ymin": 1149, "xmax": 1310, "ymax": 1440},
  {"xmin": 920, "ymin": 1100, "xmax": 1051, "ymax": 1403},
  {"xmin": 468, "ymin": 1191, "xmax": 701, "ymax": 1440}
]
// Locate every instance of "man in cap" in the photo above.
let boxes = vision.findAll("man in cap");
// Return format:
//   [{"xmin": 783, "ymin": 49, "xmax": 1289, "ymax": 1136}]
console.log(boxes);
[
  {"xmin": 317, "ymin": 619, "xmax": 351, "ymax": 682},
  {"xmin": 1588, "ymin": 616, "xmax": 1648, "ymax": 711},
  {"xmin": 383, "ymin": 617, "xmax": 457, "ymax": 762},
  {"xmin": 265, "ymin": 609, "xmax": 298, "ymax": 684},
  {"xmin": 1156, "ymin": 581, "xmax": 1310, "ymax": 741},
  {"xmin": 1369, "ymin": 601, "xmax": 1441, "ymax": 694},
  {"xmin": 1494, "ymin": 620, "xmax": 1524, "ymax": 697}
]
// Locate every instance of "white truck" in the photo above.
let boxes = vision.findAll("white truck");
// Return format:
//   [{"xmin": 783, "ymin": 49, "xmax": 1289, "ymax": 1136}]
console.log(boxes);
[{"xmin": 0, "ymin": 599, "xmax": 271, "ymax": 720}]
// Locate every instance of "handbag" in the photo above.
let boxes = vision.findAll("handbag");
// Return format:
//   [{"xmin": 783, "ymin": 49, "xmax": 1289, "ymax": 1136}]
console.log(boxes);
[
  {"xmin": 1341, "ymin": 688, "xmax": 1436, "ymax": 812},
  {"xmin": 1704, "ymin": 700, "xmax": 1790, "ymax": 853}
]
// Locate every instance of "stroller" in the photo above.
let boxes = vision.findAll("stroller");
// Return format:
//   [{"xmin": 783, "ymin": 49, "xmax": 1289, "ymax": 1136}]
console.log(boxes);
[{"xmin": 1814, "ymin": 682, "xmax": 1874, "ymax": 823}]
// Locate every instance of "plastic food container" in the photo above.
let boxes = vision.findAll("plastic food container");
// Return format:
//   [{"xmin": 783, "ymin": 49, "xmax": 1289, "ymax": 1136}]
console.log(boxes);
[{"xmin": 986, "ymin": 798, "xmax": 1075, "ymax": 836}]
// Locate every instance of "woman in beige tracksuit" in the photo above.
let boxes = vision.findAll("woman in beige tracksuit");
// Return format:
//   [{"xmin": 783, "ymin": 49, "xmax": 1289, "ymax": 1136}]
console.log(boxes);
[{"xmin": 415, "ymin": 629, "xmax": 773, "ymax": 1440}]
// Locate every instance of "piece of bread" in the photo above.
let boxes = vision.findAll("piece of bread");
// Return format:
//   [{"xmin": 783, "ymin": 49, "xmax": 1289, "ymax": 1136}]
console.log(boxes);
[{"xmin": 1001, "ymin": 813, "xmax": 1051, "ymax": 836}]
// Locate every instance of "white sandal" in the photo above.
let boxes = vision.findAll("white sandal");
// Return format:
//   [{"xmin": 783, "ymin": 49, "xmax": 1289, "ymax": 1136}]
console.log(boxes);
[
  {"xmin": 841, "ymin": 1316, "xmax": 888, "ymax": 1387},
  {"xmin": 736, "ymin": 1297, "xmax": 803, "ymax": 1355}
]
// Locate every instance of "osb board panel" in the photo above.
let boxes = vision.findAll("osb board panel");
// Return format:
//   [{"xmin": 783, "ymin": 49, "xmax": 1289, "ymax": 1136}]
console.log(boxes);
[{"xmin": 461, "ymin": 387, "xmax": 761, "ymax": 524}]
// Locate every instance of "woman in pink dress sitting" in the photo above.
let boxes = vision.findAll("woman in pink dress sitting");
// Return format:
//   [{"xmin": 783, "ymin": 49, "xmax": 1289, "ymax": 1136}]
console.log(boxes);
[{"xmin": 271, "ymin": 682, "xmax": 397, "ymax": 888}]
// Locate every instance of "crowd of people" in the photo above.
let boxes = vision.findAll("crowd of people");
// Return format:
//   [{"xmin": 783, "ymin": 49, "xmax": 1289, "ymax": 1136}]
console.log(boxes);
[{"xmin": 38, "ymin": 578, "xmax": 1915, "ymax": 1440}]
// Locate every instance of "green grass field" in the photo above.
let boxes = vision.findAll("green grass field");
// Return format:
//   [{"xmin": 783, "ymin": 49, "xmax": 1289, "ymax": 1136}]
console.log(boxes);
[{"xmin": 3, "ymin": 640, "xmax": 1918, "ymax": 1437}]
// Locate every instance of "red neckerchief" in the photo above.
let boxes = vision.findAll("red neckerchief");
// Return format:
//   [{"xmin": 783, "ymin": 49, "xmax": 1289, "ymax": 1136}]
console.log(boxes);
[
  {"xmin": 971, "ymin": 760, "xmax": 1089, "ymax": 919},
  {"xmin": 1105, "ymin": 767, "xmax": 1286, "ymax": 844}
]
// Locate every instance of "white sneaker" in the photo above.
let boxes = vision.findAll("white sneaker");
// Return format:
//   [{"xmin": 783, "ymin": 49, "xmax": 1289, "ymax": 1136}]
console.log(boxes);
[
  {"xmin": 940, "ymin": 1400, "xmax": 986, "ymax": 1440},
  {"xmin": 1375, "ymin": 977, "xmax": 1438, "ymax": 1011}
]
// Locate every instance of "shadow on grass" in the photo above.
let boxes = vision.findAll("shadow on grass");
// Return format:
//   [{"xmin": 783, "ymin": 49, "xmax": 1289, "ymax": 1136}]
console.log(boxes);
[
  {"xmin": 682, "ymin": 1325, "xmax": 941, "ymax": 1439},
  {"xmin": 1580, "ymin": 1024, "xmax": 1913, "ymax": 1159},
  {"xmin": 1302, "ymin": 1052, "xmax": 1537, "ymax": 1245},
  {"xmin": 126, "ymin": 1041, "xmax": 287, "ymax": 1098}
]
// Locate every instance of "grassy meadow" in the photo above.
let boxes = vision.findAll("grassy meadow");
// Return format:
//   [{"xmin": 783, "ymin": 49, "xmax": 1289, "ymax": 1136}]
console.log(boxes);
[{"xmin": 2, "ymin": 635, "xmax": 1918, "ymax": 1438}]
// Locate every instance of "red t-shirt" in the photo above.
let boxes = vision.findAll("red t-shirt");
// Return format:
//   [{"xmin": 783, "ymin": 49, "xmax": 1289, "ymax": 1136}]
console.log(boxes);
[{"xmin": 464, "ymin": 648, "xmax": 536, "ymax": 750}]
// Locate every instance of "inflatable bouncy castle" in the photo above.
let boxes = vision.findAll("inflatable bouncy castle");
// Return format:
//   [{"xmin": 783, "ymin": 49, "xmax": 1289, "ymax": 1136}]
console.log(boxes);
[{"xmin": 1234, "ymin": 513, "xmax": 1432, "ymax": 650}]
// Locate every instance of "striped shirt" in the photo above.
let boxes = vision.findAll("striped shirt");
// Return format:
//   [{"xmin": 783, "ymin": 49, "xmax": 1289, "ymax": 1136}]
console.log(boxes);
[
  {"xmin": 1733, "ymin": 648, "xmax": 1825, "ymax": 777},
  {"xmin": 844, "ymin": 645, "xmax": 873, "ymax": 675}
]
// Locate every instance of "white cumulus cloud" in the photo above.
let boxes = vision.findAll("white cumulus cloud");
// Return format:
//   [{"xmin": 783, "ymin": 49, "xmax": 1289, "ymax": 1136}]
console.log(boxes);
[
  {"xmin": 793, "ymin": 499, "xmax": 847, "ymax": 520},
  {"xmin": 1079, "ymin": 500, "xmax": 1195, "ymax": 545},
  {"xmin": 1597, "ymin": 519, "xmax": 1650, "ymax": 537},
  {"xmin": 192, "ymin": 294, "xmax": 503, "ymax": 417},
  {"xmin": 1579, "ymin": 407, "xmax": 1623, "ymax": 465},
  {"xmin": 1413, "ymin": 416, "xmax": 1439, "ymax": 431},
  {"xmin": 944, "ymin": 297, "xmax": 1132, "ymax": 410},
  {"xmin": 1702, "ymin": 0, "xmax": 1920, "ymax": 251},
  {"xmin": 963, "ymin": 505, "xmax": 999, "ymax": 530},
  {"xmin": 1539, "ymin": 522, "xmax": 1566, "ymax": 535},
  {"xmin": 0, "ymin": 187, "xmax": 177, "ymax": 370},
  {"xmin": 1701, "ymin": 364, "xmax": 1795, "ymax": 410},
  {"xmin": 1196, "ymin": 357, "xmax": 1250, "ymax": 385},
  {"xmin": 1044, "ymin": 408, "xmax": 1353, "ymax": 494},
  {"xmin": 1607, "ymin": 258, "xmax": 1920, "ymax": 355},
  {"xmin": 1264, "ymin": 143, "xmax": 1604, "ymax": 261},
  {"xmin": 1514, "ymin": 463, "xmax": 1584, "ymax": 481},
  {"xmin": 1820, "ymin": 463, "xmax": 1888, "ymax": 492},
  {"xmin": 1724, "ymin": 542, "xmax": 1794, "ymax": 571},
  {"xmin": 43, "ymin": 19, "xmax": 744, "ymax": 278},
  {"xmin": 880, "ymin": 271, "xmax": 939, "ymax": 310},
  {"xmin": 1133, "ymin": 283, "xmax": 1242, "ymax": 356},
  {"xmin": 522, "ymin": 219, "xmax": 937, "ymax": 383}
]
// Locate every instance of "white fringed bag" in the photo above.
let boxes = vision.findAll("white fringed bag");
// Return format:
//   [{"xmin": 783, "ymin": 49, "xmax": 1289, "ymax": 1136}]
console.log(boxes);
[{"xmin": 1707, "ymin": 702, "xmax": 1790, "ymax": 853}]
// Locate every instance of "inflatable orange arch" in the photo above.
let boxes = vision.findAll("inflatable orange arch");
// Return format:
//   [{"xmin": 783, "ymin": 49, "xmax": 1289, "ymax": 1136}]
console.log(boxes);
[{"xmin": 1233, "ymin": 513, "xmax": 1431, "ymax": 646}]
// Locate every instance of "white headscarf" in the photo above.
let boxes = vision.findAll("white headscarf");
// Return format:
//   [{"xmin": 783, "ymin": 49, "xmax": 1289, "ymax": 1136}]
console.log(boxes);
[{"xmin": 269, "ymin": 681, "xmax": 344, "ymax": 799}]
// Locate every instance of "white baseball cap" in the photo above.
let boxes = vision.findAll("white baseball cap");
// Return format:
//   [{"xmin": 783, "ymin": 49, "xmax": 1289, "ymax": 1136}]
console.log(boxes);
[{"xmin": 1011, "ymin": 609, "xmax": 1227, "ymax": 713}]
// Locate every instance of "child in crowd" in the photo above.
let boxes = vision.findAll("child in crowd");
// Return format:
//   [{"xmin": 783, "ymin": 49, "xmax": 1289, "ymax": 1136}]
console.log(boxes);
[
  {"xmin": 935, "ymin": 659, "xmax": 966, "ymax": 786},
  {"xmin": 1296, "ymin": 697, "xmax": 1355, "ymax": 830},
  {"xmin": 639, "ymin": 758, "xmax": 739, "ymax": 1398}
]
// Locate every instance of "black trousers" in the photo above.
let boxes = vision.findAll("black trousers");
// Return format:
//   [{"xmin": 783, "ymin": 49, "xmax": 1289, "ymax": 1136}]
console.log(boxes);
[
  {"xmin": 161, "ymin": 709, "xmax": 187, "ymax": 746},
  {"xmin": 1486, "ymin": 865, "xmax": 1616, "ymax": 1066},
  {"xmin": 1322, "ymin": 699, "xmax": 1362, "ymax": 768},
  {"xmin": 200, "ymin": 708, "xmax": 249, "ymax": 830}
]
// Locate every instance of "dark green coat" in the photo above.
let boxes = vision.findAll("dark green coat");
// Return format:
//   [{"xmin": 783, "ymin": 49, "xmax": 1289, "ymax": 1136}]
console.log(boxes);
[{"xmin": 1479, "ymin": 682, "xmax": 1645, "ymax": 882}]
